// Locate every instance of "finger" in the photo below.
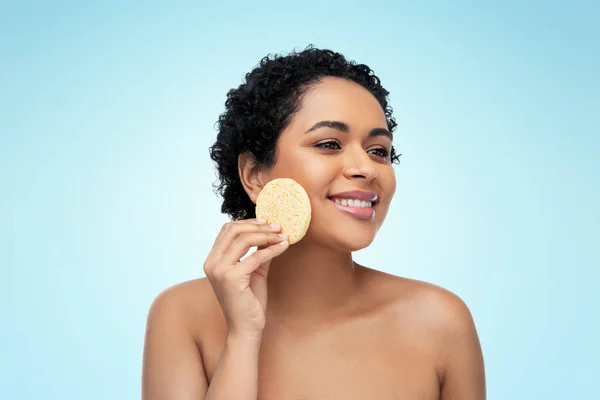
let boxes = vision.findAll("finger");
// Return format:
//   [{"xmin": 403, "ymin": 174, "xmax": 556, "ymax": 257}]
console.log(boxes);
[
  {"xmin": 238, "ymin": 218, "xmax": 268, "ymax": 224},
  {"xmin": 212, "ymin": 222, "xmax": 281, "ymax": 257},
  {"xmin": 213, "ymin": 218, "xmax": 266, "ymax": 245},
  {"xmin": 221, "ymin": 232, "xmax": 287, "ymax": 265},
  {"xmin": 213, "ymin": 218, "xmax": 269, "ymax": 241},
  {"xmin": 237, "ymin": 239, "xmax": 289, "ymax": 275},
  {"xmin": 207, "ymin": 220, "xmax": 267, "ymax": 272}
]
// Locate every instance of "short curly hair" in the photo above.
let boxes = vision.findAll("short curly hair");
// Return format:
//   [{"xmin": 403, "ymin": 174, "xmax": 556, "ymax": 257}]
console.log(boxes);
[{"xmin": 209, "ymin": 46, "xmax": 399, "ymax": 221}]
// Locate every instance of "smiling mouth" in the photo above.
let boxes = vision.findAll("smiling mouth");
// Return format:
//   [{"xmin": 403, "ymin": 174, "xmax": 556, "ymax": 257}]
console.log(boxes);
[
  {"xmin": 329, "ymin": 198, "xmax": 375, "ymax": 208},
  {"xmin": 326, "ymin": 197, "xmax": 377, "ymax": 220}
]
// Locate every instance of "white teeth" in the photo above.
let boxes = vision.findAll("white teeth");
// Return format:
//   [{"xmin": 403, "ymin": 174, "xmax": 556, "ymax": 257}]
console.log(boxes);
[{"xmin": 333, "ymin": 198, "xmax": 373, "ymax": 208}]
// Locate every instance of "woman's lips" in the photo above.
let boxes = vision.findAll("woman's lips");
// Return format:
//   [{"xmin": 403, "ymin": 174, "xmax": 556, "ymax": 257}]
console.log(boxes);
[{"xmin": 328, "ymin": 197, "xmax": 376, "ymax": 220}]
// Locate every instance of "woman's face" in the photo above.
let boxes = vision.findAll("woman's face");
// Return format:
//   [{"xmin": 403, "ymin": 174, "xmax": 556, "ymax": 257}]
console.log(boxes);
[{"xmin": 261, "ymin": 77, "xmax": 397, "ymax": 251}]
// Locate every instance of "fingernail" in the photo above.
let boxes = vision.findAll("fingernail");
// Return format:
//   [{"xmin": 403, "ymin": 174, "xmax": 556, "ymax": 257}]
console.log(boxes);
[
  {"xmin": 257, "ymin": 218, "xmax": 267, "ymax": 223},
  {"xmin": 270, "ymin": 224, "xmax": 280, "ymax": 230},
  {"xmin": 279, "ymin": 239, "xmax": 289, "ymax": 246},
  {"xmin": 278, "ymin": 234, "xmax": 287, "ymax": 239}
]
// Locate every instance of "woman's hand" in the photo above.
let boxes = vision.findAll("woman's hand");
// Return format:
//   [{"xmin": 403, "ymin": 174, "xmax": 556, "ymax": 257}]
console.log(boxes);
[{"xmin": 203, "ymin": 218, "xmax": 288, "ymax": 340}]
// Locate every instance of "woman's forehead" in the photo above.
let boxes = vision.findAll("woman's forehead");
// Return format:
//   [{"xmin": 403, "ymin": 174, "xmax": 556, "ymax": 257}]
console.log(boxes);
[{"xmin": 293, "ymin": 77, "xmax": 387, "ymax": 128}]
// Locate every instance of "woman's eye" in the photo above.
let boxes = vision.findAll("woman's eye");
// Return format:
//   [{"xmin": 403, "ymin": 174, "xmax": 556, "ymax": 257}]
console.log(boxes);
[
  {"xmin": 368, "ymin": 147, "xmax": 390, "ymax": 158},
  {"xmin": 315, "ymin": 141, "xmax": 341, "ymax": 150},
  {"xmin": 315, "ymin": 142, "xmax": 390, "ymax": 159}
]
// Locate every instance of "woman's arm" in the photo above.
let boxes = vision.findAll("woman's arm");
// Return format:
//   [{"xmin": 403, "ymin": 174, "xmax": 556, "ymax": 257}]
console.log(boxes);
[
  {"xmin": 205, "ymin": 334, "xmax": 262, "ymax": 400},
  {"xmin": 141, "ymin": 287, "xmax": 263, "ymax": 400},
  {"xmin": 438, "ymin": 293, "xmax": 486, "ymax": 400},
  {"xmin": 142, "ymin": 289, "xmax": 208, "ymax": 399},
  {"xmin": 143, "ymin": 220, "xmax": 287, "ymax": 399}
]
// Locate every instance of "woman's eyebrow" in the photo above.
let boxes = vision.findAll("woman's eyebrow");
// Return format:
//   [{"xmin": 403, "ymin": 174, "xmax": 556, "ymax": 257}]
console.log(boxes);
[
  {"xmin": 305, "ymin": 120, "xmax": 392, "ymax": 139},
  {"xmin": 305, "ymin": 120, "xmax": 349, "ymax": 133}
]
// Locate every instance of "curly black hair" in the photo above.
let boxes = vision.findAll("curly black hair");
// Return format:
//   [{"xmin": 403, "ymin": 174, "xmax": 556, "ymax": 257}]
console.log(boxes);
[{"xmin": 209, "ymin": 46, "xmax": 399, "ymax": 221}]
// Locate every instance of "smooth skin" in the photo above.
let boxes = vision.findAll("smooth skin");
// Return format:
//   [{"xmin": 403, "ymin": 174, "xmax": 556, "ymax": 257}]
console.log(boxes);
[{"xmin": 142, "ymin": 77, "xmax": 486, "ymax": 399}]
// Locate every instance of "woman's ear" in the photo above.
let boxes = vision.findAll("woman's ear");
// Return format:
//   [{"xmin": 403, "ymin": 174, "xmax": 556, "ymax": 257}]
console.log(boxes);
[{"xmin": 238, "ymin": 152, "xmax": 264, "ymax": 204}]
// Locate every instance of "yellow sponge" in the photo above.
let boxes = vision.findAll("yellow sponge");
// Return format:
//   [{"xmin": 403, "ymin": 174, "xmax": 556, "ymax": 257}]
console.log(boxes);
[{"xmin": 255, "ymin": 178, "xmax": 311, "ymax": 244}]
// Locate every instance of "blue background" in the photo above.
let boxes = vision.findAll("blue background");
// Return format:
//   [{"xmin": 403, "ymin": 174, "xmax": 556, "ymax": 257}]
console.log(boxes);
[{"xmin": 2, "ymin": 1, "xmax": 598, "ymax": 398}]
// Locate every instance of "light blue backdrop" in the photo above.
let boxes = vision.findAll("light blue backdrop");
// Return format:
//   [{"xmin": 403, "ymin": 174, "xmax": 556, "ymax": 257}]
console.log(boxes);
[{"xmin": 2, "ymin": 1, "xmax": 598, "ymax": 399}]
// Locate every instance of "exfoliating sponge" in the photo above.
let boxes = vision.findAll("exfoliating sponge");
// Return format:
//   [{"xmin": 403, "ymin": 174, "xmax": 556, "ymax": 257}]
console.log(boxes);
[{"xmin": 255, "ymin": 178, "xmax": 311, "ymax": 244}]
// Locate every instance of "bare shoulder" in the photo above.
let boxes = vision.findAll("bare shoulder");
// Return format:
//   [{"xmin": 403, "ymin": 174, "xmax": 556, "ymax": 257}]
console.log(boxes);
[
  {"xmin": 402, "ymin": 276, "xmax": 474, "ymax": 329},
  {"xmin": 149, "ymin": 277, "xmax": 216, "ymax": 307},
  {"xmin": 359, "ymin": 267, "xmax": 485, "ymax": 396},
  {"xmin": 359, "ymin": 266, "xmax": 477, "ymax": 336},
  {"xmin": 146, "ymin": 277, "xmax": 223, "ymax": 342},
  {"xmin": 142, "ymin": 279, "xmax": 223, "ymax": 399}
]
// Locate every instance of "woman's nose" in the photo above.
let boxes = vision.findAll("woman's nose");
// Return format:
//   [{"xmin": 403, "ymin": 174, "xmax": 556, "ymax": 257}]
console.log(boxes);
[{"xmin": 342, "ymin": 146, "xmax": 378, "ymax": 181}]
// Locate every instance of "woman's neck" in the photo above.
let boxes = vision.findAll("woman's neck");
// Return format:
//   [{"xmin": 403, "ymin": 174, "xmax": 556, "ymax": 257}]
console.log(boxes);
[{"xmin": 265, "ymin": 239, "xmax": 361, "ymax": 326}]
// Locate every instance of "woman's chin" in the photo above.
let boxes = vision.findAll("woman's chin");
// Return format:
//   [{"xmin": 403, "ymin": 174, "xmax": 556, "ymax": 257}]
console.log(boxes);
[
  {"xmin": 340, "ymin": 234, "xmax": 377, "ymax": 252},
  {"xmin": 301, "ymin": 225, "xmax": 377, "ymax": 253}
]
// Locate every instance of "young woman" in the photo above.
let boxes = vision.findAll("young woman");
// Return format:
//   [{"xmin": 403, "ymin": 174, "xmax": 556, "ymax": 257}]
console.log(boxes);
[{"xmin": 142, "ymin": 47, "xmax": 486, "ymax": 400}]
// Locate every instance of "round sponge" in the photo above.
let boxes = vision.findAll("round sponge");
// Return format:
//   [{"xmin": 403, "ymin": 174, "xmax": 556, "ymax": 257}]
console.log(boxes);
[{"xmin": 255, "ymin": 178, "xmax": 312, "ymax": 244}]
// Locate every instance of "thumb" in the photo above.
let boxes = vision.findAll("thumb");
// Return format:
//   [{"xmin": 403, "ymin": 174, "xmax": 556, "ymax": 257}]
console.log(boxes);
[
  {"xmin": 253, "ymin": 261, "xmax": 271, "ymax": 281},
  {"xmin": 253, "ymin": 245, "xmax": 272, "ymax": 279}
]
